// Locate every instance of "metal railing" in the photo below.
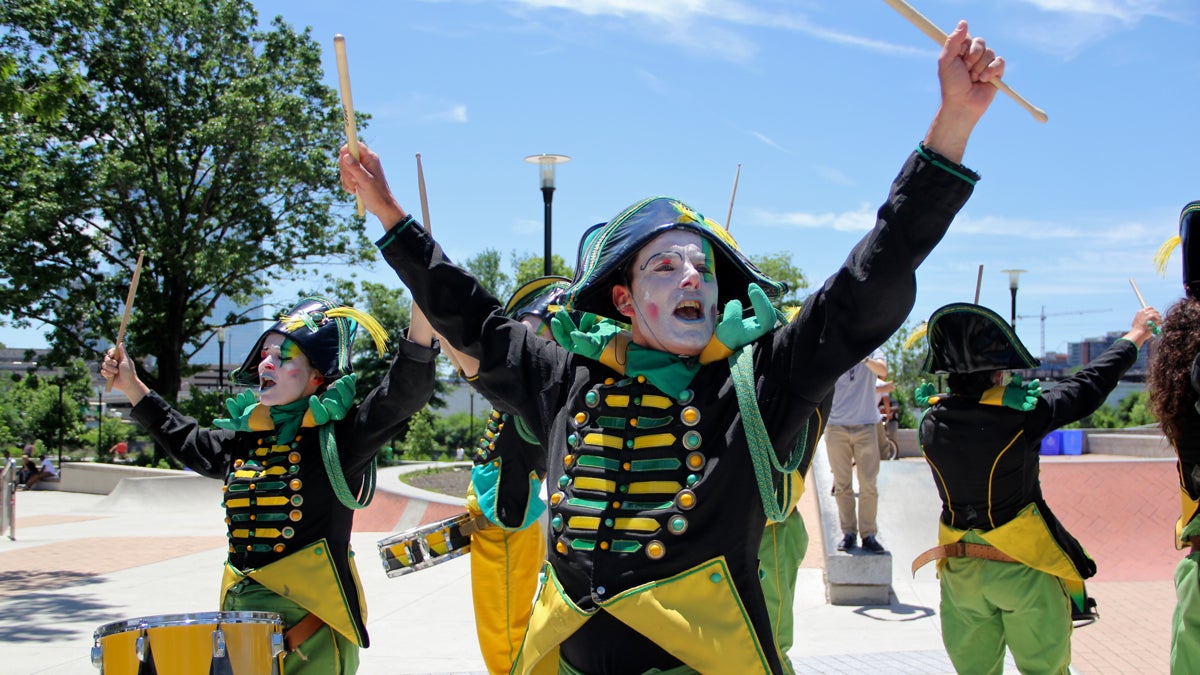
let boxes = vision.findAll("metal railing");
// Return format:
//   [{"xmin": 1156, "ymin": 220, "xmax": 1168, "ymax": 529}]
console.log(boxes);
[{"xmin": 1, "ymin": 461, "xmax": 14, "ymax": 540}]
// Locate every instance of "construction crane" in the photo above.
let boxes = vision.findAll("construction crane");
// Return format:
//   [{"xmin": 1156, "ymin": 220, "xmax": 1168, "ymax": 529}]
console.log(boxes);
[{"xmin": 1016, "ymin": 306, "xmax": 1111, "ymax": 356}]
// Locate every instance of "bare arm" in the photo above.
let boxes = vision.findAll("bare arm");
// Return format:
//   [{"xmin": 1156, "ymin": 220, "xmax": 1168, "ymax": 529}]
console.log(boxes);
[
  {"xmin": 923, "ymin": 20, "xmax": 1006, "ymax": 164},
  {"xmin": 864, "ymin": 357, "xmax": 889, "ymax": 380}
]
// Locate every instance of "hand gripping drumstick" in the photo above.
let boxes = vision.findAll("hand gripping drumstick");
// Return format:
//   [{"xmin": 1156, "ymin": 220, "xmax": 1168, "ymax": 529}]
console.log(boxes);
[
  {"xmin": 334, "ymin": 34, "xmax": 365, "ymax": 216},
  {"xmin": 881, "ymin": 0, "xmax": 1049, "ymax": 123},
  {"xmin": 107, "ymin": 250, "xmax": 145, "ymax": 392},
  {"xmin": 1128, "ymin": 277, "xmax": 1161, "ymax": 335}
]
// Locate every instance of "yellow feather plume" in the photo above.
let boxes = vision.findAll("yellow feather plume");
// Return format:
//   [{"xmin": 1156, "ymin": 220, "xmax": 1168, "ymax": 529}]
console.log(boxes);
[
  {"xmin": 326, "ymin": 306, "xmax": 390, "ymax": 356},
  {"xmin": 1154, "ymin": 235, "xmax": 1181, "ymax": 277},
  {"xmin": 903, "ymin": 322, "xmax": 928, "ymax": 351}
]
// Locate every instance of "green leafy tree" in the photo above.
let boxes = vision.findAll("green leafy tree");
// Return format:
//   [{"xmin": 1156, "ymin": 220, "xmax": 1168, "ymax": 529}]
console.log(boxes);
[
  {"xmin": 511, "ymin": 252, "xmax": 573, "ymax": 289},
  {"xmin": 749, "ymin": 252, "xmax": 808, "ymax": 309},
  {"xmin": 0, "ymin": 0, "xmax": 373, "ymax": 403},
  {"xmin": 0, "ymin": 359, "xmax": 92, "ymax": 450},
  {"xmin": 400, "ymin": 409, "xmax": 439, "ymax": 460},
  {"xmin": 462, "ymin": 249, "xmax": 512, "ymax": 302},
  {"xmin": 435, "ymin": 410, "xmax": 491, "ymax": 458},
  {"xmin": 1072, "ymin": 391, "xmax": 1157, "ymax": 429},
  {"xmin": 878, "ymin": 320, "xmax": 931, "ymax": 429}
]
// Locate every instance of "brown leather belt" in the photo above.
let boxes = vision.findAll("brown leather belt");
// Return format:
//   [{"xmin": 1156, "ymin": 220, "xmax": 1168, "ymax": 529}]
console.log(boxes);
[
  {"xmin": 911, "ymin": 541, "xmax": 1020, "ymax": 576},
  {"xmin": 285, "ymin": 612, "xmax": 327, "ymax": 652}
]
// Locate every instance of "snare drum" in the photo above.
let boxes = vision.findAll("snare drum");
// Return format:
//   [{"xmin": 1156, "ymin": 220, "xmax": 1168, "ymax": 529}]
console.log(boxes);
[
  {"xmin": 377, "ymin": 511, "xmax": 490, "ymax": 577},
  {"xmin": 91, "ymin": 611, "xmax": 284, "ymax": 675}
]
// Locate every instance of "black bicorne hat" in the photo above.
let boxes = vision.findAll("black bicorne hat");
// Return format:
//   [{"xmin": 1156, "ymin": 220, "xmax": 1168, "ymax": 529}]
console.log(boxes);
[
  {"xmin": 1181, "ymin": 201, "xmax": 1200, "ymax": 299},
  {"xmin": 230, "ymin": 296, "xmax": 388, "ymax": 386},
  {"xmin": 560, "ymin": 197, "xmax": 784, "ymax": 323},
  {"xmin": 921, "ymin": 302, "xmax": 1040, "ymax": 375}
]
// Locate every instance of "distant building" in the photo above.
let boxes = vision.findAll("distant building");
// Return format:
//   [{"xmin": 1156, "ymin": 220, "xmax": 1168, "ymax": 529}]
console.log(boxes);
[
  {"xmin": 1018, "ymin": 330, "xmax": 1154, "ymax": 408},
  {"xmin": 191, "ymin": 294, "xmax": 270, "ymax": 368}
]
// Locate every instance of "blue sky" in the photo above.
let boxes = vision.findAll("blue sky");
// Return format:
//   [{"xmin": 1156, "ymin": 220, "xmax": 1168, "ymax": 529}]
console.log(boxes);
[{"xmin": 4, "ymin": 0, "xmax": 1197, "ymax": 358}]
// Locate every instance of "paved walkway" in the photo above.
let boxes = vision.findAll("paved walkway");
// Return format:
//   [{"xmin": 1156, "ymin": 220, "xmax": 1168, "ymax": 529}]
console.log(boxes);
[{"xmin": 0, "ymin": 450, "xmax": 1182, "ymax": 674}]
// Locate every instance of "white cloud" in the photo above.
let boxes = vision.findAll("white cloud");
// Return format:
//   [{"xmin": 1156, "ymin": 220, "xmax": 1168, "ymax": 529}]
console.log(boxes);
[
  {"xmin": 372, "ymin": 95, "xmax": 469, "ymax": 124},
  {"xmin": 508, "ymin": 0, "xmax": 925, "ymax": 58},
  {"xmin": 513, "ymin": 218, "xmax": 542, "ymax": 235},
  {"xmin": 1014, "ymin": 0, "xmax": 1173, "ymax": 23},
  {"xmin": 751, "ymin": 131, "xmax": 788, "ymax": 152},
  {"xmin": 750, "ymin": 202, "xmax": 876, "ymax": 232}
]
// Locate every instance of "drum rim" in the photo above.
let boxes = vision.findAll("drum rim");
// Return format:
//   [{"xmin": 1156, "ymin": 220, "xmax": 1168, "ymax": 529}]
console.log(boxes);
[
  {"xmin": 375, "ymin": 511, "xmax": 472, "ymax": 548},
  {"xmin": 93, "ymin": 611, "xmax": 283, "ymax": 639}
]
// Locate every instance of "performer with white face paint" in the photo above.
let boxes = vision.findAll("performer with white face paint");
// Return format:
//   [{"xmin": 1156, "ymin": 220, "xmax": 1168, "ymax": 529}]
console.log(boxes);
[
  {"xmin": 102, "ymin": 296, "xmax": 438, "ymax": 674},
  {"xmin": 612, "ymin": 230, "xmax": 719, "ymax": 357},
  {"xmin": 343, "ymin": 20, "xmax": 1008, "ymax": 675}
]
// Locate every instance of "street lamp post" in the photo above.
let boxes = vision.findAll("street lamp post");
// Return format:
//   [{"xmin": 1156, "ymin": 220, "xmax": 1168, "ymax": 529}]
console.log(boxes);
[
  {"xmin": 96, "ymin": 385, "xmax": 104, "ymax": 460},
  {"xmin": 216, "ymin": 326, "xmax": 227, "ymax": 395},
  {"xmin": 524, "ymin": 153, "xmax": 571, "ymax": 276},
  {"xmin": 1000, "ymin": 269, "xmax": 1027, "ymax": 329},
  {"xmin": 56, "ymin": 377, "xmax": 64, "ymax": 470}
]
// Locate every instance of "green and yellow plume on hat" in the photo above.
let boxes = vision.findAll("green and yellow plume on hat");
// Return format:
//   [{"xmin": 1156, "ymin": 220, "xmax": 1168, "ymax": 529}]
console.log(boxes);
[{"xmin": 278, "ymin": 305, "xmax": 390, "ymax": 357}]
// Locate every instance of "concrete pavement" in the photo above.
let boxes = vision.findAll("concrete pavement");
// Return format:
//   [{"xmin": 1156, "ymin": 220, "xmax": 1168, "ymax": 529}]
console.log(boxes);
[{"xmin": 0, "ymin": 445, "xmax": 1181, "ymax": 674}]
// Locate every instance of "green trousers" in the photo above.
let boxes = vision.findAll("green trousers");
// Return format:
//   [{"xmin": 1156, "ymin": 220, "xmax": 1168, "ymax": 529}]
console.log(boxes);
[
  {"xmin": 1172, "ymin": 551, "xmax": 1200, "ymax": 674},
  {"xmin": 223, "ymin": 578, "xmax": 359, "ymax": 674},
  {"xmin": 939, "ymin": 534, "xmax": 1071, "ymax": 675}
]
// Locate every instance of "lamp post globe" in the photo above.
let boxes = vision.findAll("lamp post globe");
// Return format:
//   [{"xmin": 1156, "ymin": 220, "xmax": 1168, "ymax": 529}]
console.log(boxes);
[{"xmin": 524, "ymin": 153, "xmax": 571, "ymax": 276}]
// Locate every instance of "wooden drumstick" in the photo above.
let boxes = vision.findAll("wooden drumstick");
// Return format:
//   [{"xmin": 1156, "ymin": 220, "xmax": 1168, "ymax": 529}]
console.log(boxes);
[
  {"xmin": 334, "ymin": 34, "xmax": 365, "ymax": 216},
  {"xmin": 1129, "ymin": 277, "xmax": 1161, "ymax": 335},
  {"xmin": 880, "ymin": 0, "xmax": 1049, "ymax": 123},
  {"xmin": 724, "ymin": 163, "xmax": 741, "ymax": 231},
  {"xmin": 107, "ymin": 250, "xmax": 145, "ymax": 392},
  {"xmin": 413, "ymin": 153, "xmax": 470, "ymax": 373},
  {"xmin": 974, "ymin": 264, "xmax": 983, "ymax": 304}
]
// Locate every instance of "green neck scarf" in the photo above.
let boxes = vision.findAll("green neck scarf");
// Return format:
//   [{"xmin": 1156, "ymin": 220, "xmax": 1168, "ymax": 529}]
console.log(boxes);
[
  {"xmin": 268, "ymin": 398, "xmax": 310, "ymax": 445},
  {"xmin": 624, "ymin": 344, "xmax": 701, "ymax": 398}
]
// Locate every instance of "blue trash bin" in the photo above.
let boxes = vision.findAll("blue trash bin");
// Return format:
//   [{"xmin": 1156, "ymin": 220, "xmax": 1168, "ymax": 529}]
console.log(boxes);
[
  {"xmin": 1061, "ymin": 429, "xmax": 1086, "ymax": 455},
  {"xmin": 1040, "ymin": 429, "xmax": 1063, "ymax": 456}
]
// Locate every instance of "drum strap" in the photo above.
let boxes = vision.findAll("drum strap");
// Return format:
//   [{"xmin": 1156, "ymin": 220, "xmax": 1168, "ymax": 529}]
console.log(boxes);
[{"xmin": 285, "ymin": 612, "xmax": 327, "ymax": 651}]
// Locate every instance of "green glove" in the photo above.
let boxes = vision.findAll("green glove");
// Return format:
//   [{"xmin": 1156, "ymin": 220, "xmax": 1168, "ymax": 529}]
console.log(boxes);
[
  {"xmin": 550, "ymin": 311, "xmax": 622, "ymax": 360},
  {"xmin": 309, "ymin": 373, "xmax": 359, "ymax": 425},
  {"xmin": 913, "ymin": 382, "xmax": 937, "ymax": 408},
  {"xmin": 1001, "ymin": 375, "xmax": 1041, "ymax": 412},
  {"xmin": 714, "ymin": 284, "xmax": 776, "ymax": 350},
  {"xmin": 213, "ymin": 389, "xmax": 259, "ymax": 431}
]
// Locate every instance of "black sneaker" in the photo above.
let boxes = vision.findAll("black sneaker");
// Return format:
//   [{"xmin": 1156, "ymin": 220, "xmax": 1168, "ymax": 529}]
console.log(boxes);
[
  {"xmin": 836, "ymin": 534, "xmax": 855, "ymax": 552},
  {"xmin": 861, "ymin": 535, "xmax": 885, "ymax": 554}
]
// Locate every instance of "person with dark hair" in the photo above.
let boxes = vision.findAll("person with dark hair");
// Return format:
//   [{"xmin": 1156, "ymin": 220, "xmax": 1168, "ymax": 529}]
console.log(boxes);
[
  {"xmin": 343, "ymin": 20, "xmax": 1008, "ymax": 675},
  {"xmin": 1147, "ymin": 200, "xmax": 1200, "ymax": 674},
  {"xmin": 24, "ymin": 453, "xmax": 57, "ymax": 489},
  {"xmin": 102, "ymin": 296, "xmax": 438, "ymax": 674},
  {"xmin": 912, "ymin": 301, "xmax": 1159, "ymax": 674}
]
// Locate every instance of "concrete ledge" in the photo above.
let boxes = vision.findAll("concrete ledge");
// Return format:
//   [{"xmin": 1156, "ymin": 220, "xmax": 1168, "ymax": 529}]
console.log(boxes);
[
  {"xmin": 59, "ymin": 462, "xmax": 205, "ymax": 495},
  {"xmin": 895, "ymin": 429, "xmax": 920, "ymax": 459},
  {"xmin": 1086, "ymin": 432, "xmax": 1173, "ymax": 458},
  {"xmin": 811, "ymin": 441, "xmax": 892, "ymax": 605}
]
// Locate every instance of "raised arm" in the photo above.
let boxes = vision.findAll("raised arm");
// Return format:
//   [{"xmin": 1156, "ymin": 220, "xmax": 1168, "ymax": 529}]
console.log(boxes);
[{"xmin": 923, "ymin": 20, "xmax": 1005, "ymax": 164}]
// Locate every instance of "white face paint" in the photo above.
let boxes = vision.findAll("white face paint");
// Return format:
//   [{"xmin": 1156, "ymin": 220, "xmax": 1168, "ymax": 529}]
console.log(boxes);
[
  {"xmin": 613, "ymin": 229, "xmax": 718, "ymax": 357},
  {"xmin": 256, "ymin": 333, "xmax": 322, "ymax": 407}
]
